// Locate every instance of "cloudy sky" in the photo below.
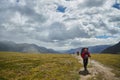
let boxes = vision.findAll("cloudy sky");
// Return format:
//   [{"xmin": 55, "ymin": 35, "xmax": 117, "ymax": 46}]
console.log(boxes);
[{"xmin": 0, "ymin": 0, "xmax": 120, "ymax": 50}]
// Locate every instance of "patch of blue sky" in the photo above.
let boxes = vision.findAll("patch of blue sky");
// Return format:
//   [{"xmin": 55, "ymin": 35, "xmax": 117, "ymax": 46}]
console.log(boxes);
[
  {"xmin": 16, "ymin": 0, "xmax": 19, "ymax": 3},
  {"xmin": 112, "ymin": 3, "xmax": 120, "ymax": 9},
  {"xmin": 112, "ymin": 0, "xmax": 120, "ymax": 10},
  {"xmin": 57, "ymin": 5, "xmax": 66, "ymax": 13},
  {"xmin": 95, "ymin": 35, "xmax": 114, "ymax": 39}
]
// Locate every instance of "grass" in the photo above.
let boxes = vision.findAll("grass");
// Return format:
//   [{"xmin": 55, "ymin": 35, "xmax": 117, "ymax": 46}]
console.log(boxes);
[
  {"xmin": 0, "ymin": 52, "xmax": 81, "ymax": 80},
  {"xmin": 91, "ymin": 54, "xmax": 120, "ymax": 77}
]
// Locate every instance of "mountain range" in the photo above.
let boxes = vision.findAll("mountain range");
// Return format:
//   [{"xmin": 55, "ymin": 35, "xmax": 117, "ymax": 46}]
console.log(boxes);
[
  {"xmin": 65, "ymin": 41, "xmax": 120, "ymax": 54},
  {"xmin": 65, "ymin": 45, "xmax": 110, "ymax": 54},
  {"xmin": 101, "ymin": 42, "xmax": 120, "ymax": 54},
  {"xmin": 0, "ymin": 41, "xmax": 120, "ymax": 54},
  {"xmin": 0, "ymin": 41, "xmax": 58, "ymax": 53}
]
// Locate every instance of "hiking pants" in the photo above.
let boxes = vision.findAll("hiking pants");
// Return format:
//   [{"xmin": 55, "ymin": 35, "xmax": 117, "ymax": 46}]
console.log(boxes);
[{"xmin": 83, "ymin": 58, "xmax": 88, "ymax": 70}]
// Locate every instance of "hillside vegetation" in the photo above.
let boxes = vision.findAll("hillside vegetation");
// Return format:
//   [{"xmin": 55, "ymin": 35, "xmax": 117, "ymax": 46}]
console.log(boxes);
[
  {"xmin": 0, "ymin": 41, "xmax": 58, "ymax": 53},
  {"xmin": 0, "ymin": 52, "xmax": 81, "ymax": 80},
  {"xmin": 101, "ymin": 42, "xmax": 120, "ymax": 53},
  {"xmin": 91, "ymin": 54, "xmax": 120, "ymax": 77}
]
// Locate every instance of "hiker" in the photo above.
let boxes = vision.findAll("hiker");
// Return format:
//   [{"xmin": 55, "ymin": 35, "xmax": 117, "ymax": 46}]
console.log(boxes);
[
  {"xmin": 81, "ymin": 48, "xmax": 91, "ymax": 71},
  {"xmin": 77, "ymin": 51, "xmax": 79, "ymax": 56}
]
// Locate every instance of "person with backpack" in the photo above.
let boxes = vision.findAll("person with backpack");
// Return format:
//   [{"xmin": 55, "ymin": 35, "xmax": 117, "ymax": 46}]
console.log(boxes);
[
  {"xmin": 77, "ymin": 51, "xmax": 79, "ymax": 56},
  {"xmin": 81, "ymin": 48, "xmax": 91, "ymax": 71}
]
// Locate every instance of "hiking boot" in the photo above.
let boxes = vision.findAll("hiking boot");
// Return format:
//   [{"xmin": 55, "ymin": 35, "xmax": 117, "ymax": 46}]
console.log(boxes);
[{"xmin": 84, "ymin": 68, "xmax": 88, "ymax": 71}]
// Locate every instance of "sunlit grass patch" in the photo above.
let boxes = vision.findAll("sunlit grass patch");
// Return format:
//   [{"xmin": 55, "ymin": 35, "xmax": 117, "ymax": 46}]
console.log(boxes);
[
  {"xmin": 91, "ymin": 54, "xmax": 120, "ymax": 77},
  {"xmin": 0, "ymin": 52, "xmax": 81, "ymax": 80}
]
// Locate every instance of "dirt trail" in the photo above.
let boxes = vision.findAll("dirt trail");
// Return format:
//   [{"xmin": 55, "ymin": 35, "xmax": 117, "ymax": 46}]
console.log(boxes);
[{"xmin": 75, "ymin": 55, "xmax": 119, "ymax": 80}]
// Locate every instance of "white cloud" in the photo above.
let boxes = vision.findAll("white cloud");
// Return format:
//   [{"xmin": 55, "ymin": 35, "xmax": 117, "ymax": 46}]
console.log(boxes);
[{"xmin": 0, "ymin": 0, "xmax": 120, "ymax": 50}]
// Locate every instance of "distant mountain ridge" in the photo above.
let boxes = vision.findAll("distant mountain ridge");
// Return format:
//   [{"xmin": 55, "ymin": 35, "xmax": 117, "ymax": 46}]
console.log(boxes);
[
  {"xmin": 89, "ymin": 45, "xmax": 110, "ymax": 53},
  {"xmin": 65, "ymin": 45, "xmax": 110, "ymax": 54},
  {"xmin": 0, "ymin": 41, "xmax": 58, "ymax": 53},
  {"xmin": 101, "ymin": 42, "xmax": 120, "ymax": 54}
]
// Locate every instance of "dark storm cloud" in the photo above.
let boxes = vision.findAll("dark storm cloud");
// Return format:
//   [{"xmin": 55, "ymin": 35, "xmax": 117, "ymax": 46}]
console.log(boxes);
[
  {"xmin": 0, "ymin": 24, "xmax": 30, "ymax": 42},
  {"xmin": 108, "ymin": 29, "xmax": 120, "ymax": 34},
  {"xmin": 109, "ymin": 15, "xmax": 120, "ymax": 22},
  {"xmin": 0, "ymin": 8, "xmax": 12, "ymax": 24},
  {"xmin": 50, "ymin": 22, "xmax": 92, "ymax": 41},
  {"xmin": 0, "ymin": 1, "xmax": 47, "ymax": 24},
  {"xmin": 12, "ymin": 6, "xmax": 47, "ymax": 23},
  {"xmin": 78, "ymin": 0, "xmax": 106, "ymax": 8}
]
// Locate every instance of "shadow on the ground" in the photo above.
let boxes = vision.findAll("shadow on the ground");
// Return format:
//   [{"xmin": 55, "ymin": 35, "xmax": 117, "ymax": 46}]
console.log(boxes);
[{"xmin": 79, "ymin": 70, "xmax": 91, "ymax": 76}]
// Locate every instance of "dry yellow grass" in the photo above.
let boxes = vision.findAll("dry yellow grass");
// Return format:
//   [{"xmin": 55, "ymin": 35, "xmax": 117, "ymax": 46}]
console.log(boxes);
[
  {"xmin": 0, "ymin": 52, "xmax": 81, "ymax": 80},
  {"xmin": 91, "ymin": 54, "xmax": 120, "ymax": 77}
]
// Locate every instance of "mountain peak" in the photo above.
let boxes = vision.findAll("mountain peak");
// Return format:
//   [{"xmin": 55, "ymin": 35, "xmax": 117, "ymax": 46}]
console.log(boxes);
[
  {"xmin": 0, "ymin": 41, "xmax": 58, "ymax": 53},
  {"xmin": 101, "ymin": 41, "xmax": 120, "ymax": 54}
]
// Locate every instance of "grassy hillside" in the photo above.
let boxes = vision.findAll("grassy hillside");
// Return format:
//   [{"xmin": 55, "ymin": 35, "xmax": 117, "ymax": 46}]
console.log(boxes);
[
  {"xmin": 0, "ymin": 52, "xmax": 81, "ymax": 80},
  {"xmin": 91, "ymin": 54, "xmax": 120, "ymax": 77}
]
